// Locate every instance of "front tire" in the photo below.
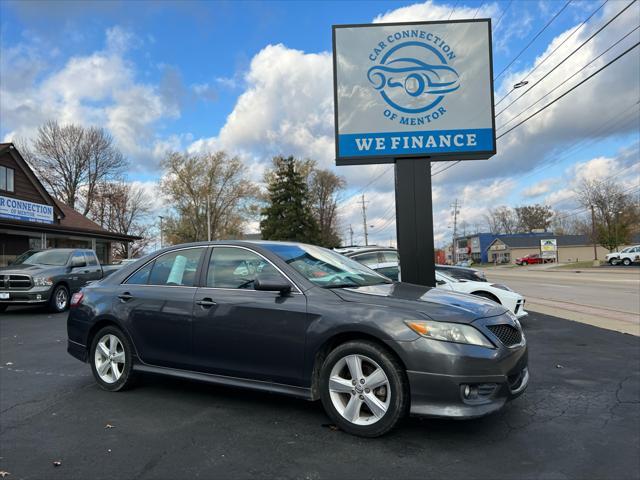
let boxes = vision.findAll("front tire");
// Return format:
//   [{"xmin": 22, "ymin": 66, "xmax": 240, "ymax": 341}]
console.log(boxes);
[
  {"xmin": 319, "ymin": 340, "xmax": 408, "ymax": 437},
  {"xmin": 89, "ymin": 326, "xmax": 136, "ymax": 392},
  {"xmin": 609, "ymin": 258, "xmax": 619, "ymax": 266},
  {"xmin": 622, "ymin": 258, "xmax": 633, "ymax": 266},
  {"xmin": 48, "ymin": 284, "xmax": 69, "ymax": 312},
  {"xmin": 521, "ymin": 261, "xmax": 528, "ymax": 266}
]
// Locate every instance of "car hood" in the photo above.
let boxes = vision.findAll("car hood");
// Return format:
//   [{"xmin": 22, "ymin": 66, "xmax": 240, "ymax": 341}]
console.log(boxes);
[
  {"xmin": 0, "ymin": 264, "xmax": 62, "ymax": 274},
  {"xmin": 331, "ymin": 282, "xmax": 507, "ymax": 324}
]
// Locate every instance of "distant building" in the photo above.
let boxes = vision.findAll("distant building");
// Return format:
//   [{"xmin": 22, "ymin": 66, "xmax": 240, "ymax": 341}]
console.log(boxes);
[{"xmin": 0, "ymin": 143, "xmax": 140, "ymax": 266}]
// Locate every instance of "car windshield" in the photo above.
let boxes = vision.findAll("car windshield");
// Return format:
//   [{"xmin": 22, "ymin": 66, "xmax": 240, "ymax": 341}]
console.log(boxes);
[
  {"xmin": 261, "ymin": 243, "xmax": 392, "ymax": 288},
  {"xmin": 621, "ymin": 247, "xmax": 632, "ymax": 253},
  {"xmin": 13, "ymin": 249, "xmax": 71, "ymax": 266}
]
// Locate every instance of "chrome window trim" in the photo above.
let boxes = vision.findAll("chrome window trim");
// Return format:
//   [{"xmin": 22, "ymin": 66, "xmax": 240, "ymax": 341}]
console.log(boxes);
[
  {"xmin": 122, "ymin": 246, "xmax": 207, "ymax": 286},
  {"xmin": 205, "ymin": 245, "xmax": 303, "ymax": 295}
]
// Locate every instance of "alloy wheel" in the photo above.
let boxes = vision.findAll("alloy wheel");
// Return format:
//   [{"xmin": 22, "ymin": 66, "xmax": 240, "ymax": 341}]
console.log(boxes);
[
  {"xmin": 328, "ymin": 354, "xmax": 391, "ymax": 425},
  {"xmin": 55, "ymin": 288, "xmax": 68, "ymax": 311},
  {"xmin": 94, "ymin": 334, "xmax": 126, "ymax": 384}
]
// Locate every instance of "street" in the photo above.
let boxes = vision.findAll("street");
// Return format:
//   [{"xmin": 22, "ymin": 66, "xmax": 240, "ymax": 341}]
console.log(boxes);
[
  {"xmin": 1, "ymin": 306, "xmax": 639, "ymax": 479},
  {"xmin": 483, "ymin": 266, "xmax": 640, "ymax": 335}
]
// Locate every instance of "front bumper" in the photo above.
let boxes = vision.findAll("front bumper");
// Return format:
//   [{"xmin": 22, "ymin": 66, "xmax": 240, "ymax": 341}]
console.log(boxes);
[
  {"xmin": 0, "ymin": 286, "xmax": 53, "ymax": 305},
  {"xmin": 389, "ymin": 315, "xmax": 529, "ymax": 419}
]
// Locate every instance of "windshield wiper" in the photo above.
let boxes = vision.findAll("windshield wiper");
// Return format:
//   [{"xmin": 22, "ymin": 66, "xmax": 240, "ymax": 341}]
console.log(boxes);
[{"xmin": 323, "ymin": 283, "xmax": 361, "ymax": 289}]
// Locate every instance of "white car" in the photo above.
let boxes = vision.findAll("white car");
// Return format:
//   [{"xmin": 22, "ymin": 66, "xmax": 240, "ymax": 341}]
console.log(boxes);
[
  {"xmin": 605, "ymin": 245, "xmax": 640, "ymax": 266},
  {"xmin": 435, "ymin": 271, "xmax": 528, "ymax": 319}
]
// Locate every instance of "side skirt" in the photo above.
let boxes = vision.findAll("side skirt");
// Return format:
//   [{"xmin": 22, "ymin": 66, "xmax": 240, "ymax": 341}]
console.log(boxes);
[{"xmin": 133, "ymin": 364, "xmax": 313, "ymax": 400}]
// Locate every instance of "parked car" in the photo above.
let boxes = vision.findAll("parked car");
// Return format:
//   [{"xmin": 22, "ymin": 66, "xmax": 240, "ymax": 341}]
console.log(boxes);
[
  {"xmin": 338, "ymin": 247, "xmax": 487, "ymax": 282},
  {"xmin": 515, "ymin": 253, "xmax": 548, "ymax": 265},
  {"xmin": 435, "ymin": 271, "xmax": 528, "ymax": 319},
  {"xmin": 0, "ymin": 248, "xmax": 106, "ymax": 313},
  {"xmin": 605, "ymin": 245, "xmax": 640, "ymax": 266},
  {"xmin": 335, "ymin": 246, "xmax": 400, "ymax": 280},
  {"xmin": 67, "ymin": 241, "xmax": 528, "ymax": 437}
]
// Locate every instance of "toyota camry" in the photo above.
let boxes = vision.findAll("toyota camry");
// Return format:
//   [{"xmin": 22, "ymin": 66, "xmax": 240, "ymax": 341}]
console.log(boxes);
[{"xmin": 67, "ymin": 241, "xmax": 528, "ymax": 437}]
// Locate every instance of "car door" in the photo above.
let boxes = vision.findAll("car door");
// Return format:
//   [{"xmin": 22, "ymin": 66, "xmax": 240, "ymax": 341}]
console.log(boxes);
[
  {"xmin": 67, "ymin": 251, "xmax": 88, "ymax": 292},
  {"xmin": 83, "ymin": 251, "xmax": 103, "ymax": 283},
  {"xmin": 192, "ymin": 246, "xmax": 308, "ymax": 386},
  {"xmin": 112, "ymin": 247, "xmax": 206, "ymax": 369}
]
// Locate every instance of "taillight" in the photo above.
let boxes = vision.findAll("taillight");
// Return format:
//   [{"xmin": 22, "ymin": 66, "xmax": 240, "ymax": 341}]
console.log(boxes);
[{"xmin": 70, "ymin": 292, "xmax": 84, "ymax": 307}]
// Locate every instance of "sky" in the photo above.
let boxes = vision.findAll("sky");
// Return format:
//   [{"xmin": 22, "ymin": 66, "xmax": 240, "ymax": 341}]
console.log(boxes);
[{"xmin": 1, "ymin": 0, "xmax": 639, "ymax": 247}]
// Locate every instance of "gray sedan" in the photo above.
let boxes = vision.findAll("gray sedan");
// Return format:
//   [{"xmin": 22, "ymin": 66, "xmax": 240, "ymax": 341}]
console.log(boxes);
[{"xmin": 67, "ymin": 241, "xmax": 528, "ymax": 437}]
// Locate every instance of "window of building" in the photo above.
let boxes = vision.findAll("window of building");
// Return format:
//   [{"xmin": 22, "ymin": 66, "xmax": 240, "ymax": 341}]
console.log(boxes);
[
  {"xmin": 0, "ymin": 166, "xmax": 15, "ymax": 192},
  {"xmin": 207, "ymin": 247, "xmax": 286, "ymax": 289}
]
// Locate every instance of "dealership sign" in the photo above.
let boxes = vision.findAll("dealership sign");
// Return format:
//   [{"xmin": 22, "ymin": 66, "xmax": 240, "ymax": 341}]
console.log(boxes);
[
  {"xmin": 0, "ymin": 195, "xmax": 54, "ymax": 224},
  {"xmin": 332, "ymin": 20, "xmax": 496, "ymax": 165},
  {"xmin": 540, "ymin": 239, "xmax": 558, "ymax": 259}
]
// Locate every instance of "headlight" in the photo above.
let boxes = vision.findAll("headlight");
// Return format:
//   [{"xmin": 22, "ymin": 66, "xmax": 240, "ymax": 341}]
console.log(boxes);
[
  {"xmin": 490, "ymin": 283, "xmax": 512, "ymax": 291},
  {"xmin": 406, "ymin": 320, "xmax": 494, "ymax": 348},
  {"xmin": 33, "ymin": 276, "xmax": 53, "ymax": 286}
]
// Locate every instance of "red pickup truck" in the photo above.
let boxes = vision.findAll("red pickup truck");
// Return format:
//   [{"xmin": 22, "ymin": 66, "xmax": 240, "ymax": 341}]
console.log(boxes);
[{"xmin": 515, "ymin": 253, "xmax": 548, "ymax": 265}]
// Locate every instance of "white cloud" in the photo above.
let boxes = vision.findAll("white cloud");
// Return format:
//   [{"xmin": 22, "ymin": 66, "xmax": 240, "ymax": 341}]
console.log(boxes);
[
  {"xmin": 0, "ymin": 26, "xmax": 180, "ymax": 168},
  {"xmin": 522, "ymin": 178, "xmax": 557, "ymax": 197}
]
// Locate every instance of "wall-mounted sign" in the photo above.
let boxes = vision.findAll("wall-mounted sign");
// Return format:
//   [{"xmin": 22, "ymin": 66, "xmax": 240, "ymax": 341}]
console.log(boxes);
[
  {"xmin": 540, "ymin": 238, "xmax": 557, "ymax": 258},
  {"xmin": 0, "ymin": 195, "xmax": 54, "ymax": 224},
  {"xmin": 333, "ymin": 19, "xmax": 496, "ymax": 165}
]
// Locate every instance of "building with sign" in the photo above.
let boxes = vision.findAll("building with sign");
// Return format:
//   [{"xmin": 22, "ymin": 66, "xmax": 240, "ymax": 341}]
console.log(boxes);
[{"xmin": 0, "ymin": 143, "xmax": 139, "ymax": 266}]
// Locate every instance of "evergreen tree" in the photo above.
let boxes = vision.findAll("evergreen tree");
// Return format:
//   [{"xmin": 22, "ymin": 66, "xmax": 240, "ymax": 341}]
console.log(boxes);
[{"xmin": 260, "ymin": 156, "xmax": 321, "ymax": 243}]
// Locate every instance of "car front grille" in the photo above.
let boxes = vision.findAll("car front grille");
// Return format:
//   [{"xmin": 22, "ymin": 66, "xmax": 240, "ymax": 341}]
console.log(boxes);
[
  {"xmin": 2, "ymin": 275, "xmax": 32, "ymax": 290},
  {"xmin": 487, "ymin": 324, "xmax": 522, "ymax": 347}
]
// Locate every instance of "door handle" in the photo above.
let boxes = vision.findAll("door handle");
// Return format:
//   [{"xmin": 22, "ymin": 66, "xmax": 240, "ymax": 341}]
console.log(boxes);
[
  {"xmin": 118, "ymin": 292, "xmax": 133, "ymax": 302},
  {"xmin": 196, "ymin": 298, "xmax": 217, "ymax": 308}
]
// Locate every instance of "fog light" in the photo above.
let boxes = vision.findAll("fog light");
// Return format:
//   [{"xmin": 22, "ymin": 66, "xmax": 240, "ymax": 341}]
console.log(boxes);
[
  {"xmin": 464, "ymin": 385, "xmax": 471, "ymax": 398},
  {"xmin": 36, "ymin": 294, "xmax": 42, "ymax": 300}
]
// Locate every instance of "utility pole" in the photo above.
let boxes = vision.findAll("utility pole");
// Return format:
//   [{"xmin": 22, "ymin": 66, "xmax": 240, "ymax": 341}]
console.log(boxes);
[
  {"xmin": 158, "ymin": 215, "xmax": 164, "ymax": 249},
  {"xmin": 450, "ymin": 199, "xmax": 460, "ymax": 264},
  {"xmin": 590, "ymin": 204, "xmax": 598, "ymax": 260},
  {"xmin": 349, "ymin": 224, "xmax": 354, "ymax": 246},
  {"xmin": 360, "ymin": 194, "xmax": 369, "ymax": 246}
]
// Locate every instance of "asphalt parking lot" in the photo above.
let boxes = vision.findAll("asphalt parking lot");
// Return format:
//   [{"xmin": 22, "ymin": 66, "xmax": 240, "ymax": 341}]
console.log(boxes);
[{"xmin": 1, "ymin": 307, "xmax": 639, "ymax": 480}]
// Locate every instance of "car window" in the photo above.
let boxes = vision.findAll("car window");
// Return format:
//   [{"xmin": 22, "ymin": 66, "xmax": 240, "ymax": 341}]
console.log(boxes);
[
  {"xmin": 85, "ymin": 252, "xmax": 98, "ymax": 266},
  {"xmin": 207, "ymin": 247, "xmax": 286, "ymax": 289},
  {"xmin": 352, "ymin": 252, "xmax": 380, "ymax": 267},
  {"xmin": 381, "ymin": 251, "xmax": 398, "ymax": 263},
  {"xmin": 70, "ymin": 251, "xmax": 85, "ymax": 266},
  {"xmin": 148, "ymin": 248, "xmax": 204, "ymax": 287},
  {"xmin": 126, "ymin": 262, "xmax": 153, "ymax": 285}
]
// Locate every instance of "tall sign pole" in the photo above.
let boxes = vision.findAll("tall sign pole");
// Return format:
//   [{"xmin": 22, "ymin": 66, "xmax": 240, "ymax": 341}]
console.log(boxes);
[{"xmin": 332, "ymin": 19, "xmax": 496, "ymax": 286}]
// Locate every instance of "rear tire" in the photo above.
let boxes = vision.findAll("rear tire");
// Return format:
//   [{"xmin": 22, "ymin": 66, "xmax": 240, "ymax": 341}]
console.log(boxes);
[
  {"xmin": 89, "ymin": 326, "xmax": 136, "ymax": 392},
  {"xmin": 319, "ymin": 340, "xmax": 408, "ymax": 437},
  {"xmin": 622, "ymin": 258, "xmax": 632, "ymax": 266},
  {"xmin": 48, "ymin": 284, "xmax": 69, "ymax": 313}
]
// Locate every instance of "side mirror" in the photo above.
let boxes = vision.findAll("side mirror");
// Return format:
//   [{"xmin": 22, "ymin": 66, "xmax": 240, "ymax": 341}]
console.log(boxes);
[
  {"xmin": 70, "ymin": 256, "xmax": 86, "ymax": 268},
  {"xmin": 254, "ymin": 275, "xmax": 292, "ymax": 295},
  {"xmin": 436, "ymin": 280, "xmax": 447, "ymax": 286}
]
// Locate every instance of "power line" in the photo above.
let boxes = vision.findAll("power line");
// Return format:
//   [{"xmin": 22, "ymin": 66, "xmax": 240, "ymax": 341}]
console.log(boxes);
[
  {"xmin": 497, "ymin": 41, "xmax": 640, "ymax": 140},
  {"xmin": 494, "ymin": 0, "xmax": 608, "ymax": 108},
  {"xmin": 448, "ymin": 0, "xmax": 459, "ymax": 20},
  {"xmin": 493, "ymin": 0, "xmax": 513, "ymax": 32},
  {"xmin": 497, "ymin": 24, "xmax": 640, "ymax": 132},
  {"xmin": 494, "ymin": 0, "xmax": 574, "ymax": 82},
  {"xmin": 495, "ymin": 0, "xmax": 637, "ymax": 118}
]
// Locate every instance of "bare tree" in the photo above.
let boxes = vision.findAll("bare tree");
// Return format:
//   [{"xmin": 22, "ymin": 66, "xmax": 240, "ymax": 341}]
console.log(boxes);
[
  {"xmin": 575, "ymin": 178, "xmax": 637, "ymax": 251},
  {"xmin": 90, "ymin": 181, "xmax": 153, "ymax": 258},
  {"xmin": 309, "ymin": 169, "xmax": 346, "ymax": 248},
  {"xmin": 484, "ymin": 206, "xmax": 518, "ymax": 234},
  {"xmin": 23, "ymin": 120, "xmax": 126, "ymax": 215},
  {"xmin": 160, "ymin": 151, "xmax": 257, "ymax": 243}
]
